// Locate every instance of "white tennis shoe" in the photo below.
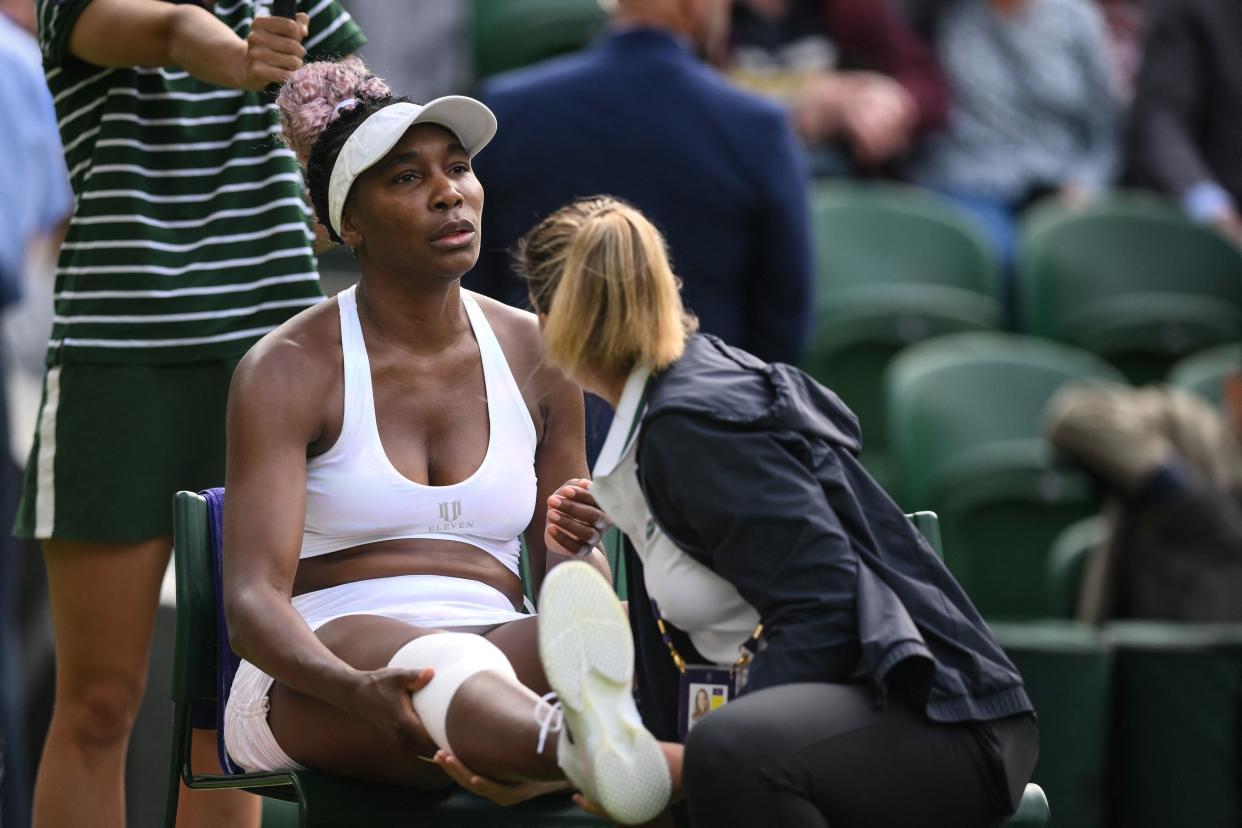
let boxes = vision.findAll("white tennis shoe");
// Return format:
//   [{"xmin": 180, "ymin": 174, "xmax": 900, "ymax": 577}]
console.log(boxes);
[{"xmin": 536, "ymin": 561, "xmax": 671, "ymax": 825}]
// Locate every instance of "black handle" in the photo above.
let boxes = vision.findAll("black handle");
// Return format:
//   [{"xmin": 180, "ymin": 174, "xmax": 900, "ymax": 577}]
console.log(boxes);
[{"xmin": 262, "ymin": 0, "xmax": 298, "ymax": 102}]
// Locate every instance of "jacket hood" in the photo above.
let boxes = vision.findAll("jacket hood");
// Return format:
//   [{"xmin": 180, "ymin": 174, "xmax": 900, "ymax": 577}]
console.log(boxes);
[{"xmin": 645, "ymin": 334, "xmax": 863, "ymax": 455}]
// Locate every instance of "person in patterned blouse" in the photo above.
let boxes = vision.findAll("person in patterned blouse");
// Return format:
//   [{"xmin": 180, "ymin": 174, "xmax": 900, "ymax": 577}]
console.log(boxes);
[{"xmin": 912, "ymin": 0, "xmax": 1119, "ymax": 321}]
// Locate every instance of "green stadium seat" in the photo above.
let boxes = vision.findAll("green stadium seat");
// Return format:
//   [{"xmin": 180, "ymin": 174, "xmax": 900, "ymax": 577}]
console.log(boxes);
[
  {"xmin": 908, "ymin": 510, "xmax": 942, "ymax": 558},
  {"xmin": 1167, "ymin": 342, "xmax": 1242, "ymax": 409},
  {"xmin": 1046, "ymin": 514, "xmax": 1107, "ymax": 619},
  {"xmin": 804, "ymin": 184, "xmax": 1002, "ymax": 491},
  {"xmin": 521, "ymin": 528, "xmax": 628, "ymax": 603},
  {"xmin": 915, "ymin": 514, "xmax": 1052, "ymax": 828},
  {"xmin": 471, "ymin": 0, "xmax": 607, "ymax": 82},
  {"xmin": 992, "ymin": 622, "xmax": 1111, "ymax": 828},
  {"xmin": 1018, "ymin": 194, "xmax": 1242, "ymax": 384},
  {"xmin": 887, "ymin": 333, "xmax": 1126, "ymax": 617},
  {"xmin": 167, "ymin": 491, "xmax": 605, "ymax": 827},
  {"xmin": 1105, "ymin": 622, "xmax": 1242, "ymax": 828}
]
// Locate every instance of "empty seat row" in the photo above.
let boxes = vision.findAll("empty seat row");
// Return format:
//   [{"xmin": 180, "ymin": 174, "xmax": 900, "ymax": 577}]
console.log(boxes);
[
  {"xmin": 804, "ymin": 185, "xmax": 1242, "ymax": 495},
  {"xmin": 993, "ymin": 619, "xmax": 1242, "ymax": 828},
  {"xmin": 882, "ymin": 333, "xmax": 1237, "ymax": 620}
]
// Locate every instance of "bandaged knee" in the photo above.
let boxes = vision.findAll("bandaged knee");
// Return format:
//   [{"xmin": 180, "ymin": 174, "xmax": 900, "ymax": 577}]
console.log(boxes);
[{"xmin": 387, "ymin": 632, "xmax": 517, "ymax": 752}]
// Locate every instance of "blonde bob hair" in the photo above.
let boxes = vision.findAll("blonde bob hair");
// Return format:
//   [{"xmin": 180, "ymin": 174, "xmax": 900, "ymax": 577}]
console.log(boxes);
[{"xmin": 517, "ymin": 196, "xmax": 698, "ymax": 381}]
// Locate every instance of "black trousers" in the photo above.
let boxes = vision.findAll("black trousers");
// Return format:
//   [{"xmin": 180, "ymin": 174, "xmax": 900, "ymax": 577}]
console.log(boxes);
[{"xmin": 683, "ymin": 682, "xmax": 1038, "ymax": 828}]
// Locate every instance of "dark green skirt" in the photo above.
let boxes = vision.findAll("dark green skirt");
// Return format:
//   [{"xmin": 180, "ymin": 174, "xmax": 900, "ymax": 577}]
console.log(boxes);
[{"xmin": 15, "ymin": 358, "xmax": 239, "ymax": 543}]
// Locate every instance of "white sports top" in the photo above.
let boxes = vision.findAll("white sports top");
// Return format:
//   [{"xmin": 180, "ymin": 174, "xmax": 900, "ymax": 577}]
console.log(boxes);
[
  {"xmin": 300, "ymin": 285, "xmax": 538, "ymax": 575},
  {"xmin": 591, "ymin": 367, "xmax": 761, "ymax": 666}
]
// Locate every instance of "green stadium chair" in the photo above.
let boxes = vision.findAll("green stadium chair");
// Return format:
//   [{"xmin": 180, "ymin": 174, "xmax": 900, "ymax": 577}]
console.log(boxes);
[
  {"xmin": 1046, "ymin": 514, "xmax": 1107, "ymax": 619},
  {"xmin": 519, "ymin": 527, "xmax": 627, "ymax": 604},
  {"xmin": 918, "ymin": 515, "xmax": 1051, "ymax": 828},
  {"xmin": 1167, "ymin": 342, "xmax": 1242, "ymax": 409},
  {"xmin": 1106, "ymin": 622, "xmax": 1242, "ymax": 828},
  {"xmin": 908, "ymin": 510, "xmax": 942, "ymax": 558},
  {"xmin": 471, "ymin": 0, "xmax": 607, "ymax": 82},
  {"xmin": 887, "ymin": 333, "xmax": 1126, "ymax": 617},
  {"xmin": 992, "ymin": 622, "xmax": 1111, "ymax": 828},
  {"xmin": 166, "ymin": 490, "xmax": 605, "ymax": 827},
  {"xmin": 804, "ymin": 184, "xmax": 1002, "ymax": 491},
  {"xmin": 1018, "ymin": 194, "xmax": 1242, "ymax": 384}
]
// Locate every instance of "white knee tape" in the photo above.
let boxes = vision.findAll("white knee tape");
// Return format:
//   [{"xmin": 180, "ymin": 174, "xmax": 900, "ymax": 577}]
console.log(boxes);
[{"xmin": 387, "ymin": 632, "xmax": 517, "ymax": 752}]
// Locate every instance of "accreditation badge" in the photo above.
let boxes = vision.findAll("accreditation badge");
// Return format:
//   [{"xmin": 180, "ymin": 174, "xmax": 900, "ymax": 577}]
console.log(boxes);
[{"xmin": 678, "ymin": 665, "xmax": 735, "ymax": 740}]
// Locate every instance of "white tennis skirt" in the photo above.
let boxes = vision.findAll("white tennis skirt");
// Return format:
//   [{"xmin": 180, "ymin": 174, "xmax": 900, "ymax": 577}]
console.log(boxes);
[{"xmin": 224, "ymin": 574, "xmax": 531, "ymax": 772}]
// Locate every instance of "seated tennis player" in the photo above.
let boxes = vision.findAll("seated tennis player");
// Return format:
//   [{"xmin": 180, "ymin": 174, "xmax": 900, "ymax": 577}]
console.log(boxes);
[{"xmin": 220, "ymin": 58, "xmax": 671, "ymax": 825}]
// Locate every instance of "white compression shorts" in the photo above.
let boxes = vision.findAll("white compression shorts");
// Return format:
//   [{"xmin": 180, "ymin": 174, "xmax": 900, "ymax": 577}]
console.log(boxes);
[{"xmin": 224, "ymin": 574, "xmax": 530, "ymax": 773}]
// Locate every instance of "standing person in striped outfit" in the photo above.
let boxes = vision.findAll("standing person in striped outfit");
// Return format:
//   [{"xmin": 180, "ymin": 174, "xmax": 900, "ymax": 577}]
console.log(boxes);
[{"xmin": 17, "ymin": 1, "xmax": 363, "ymax": 826}]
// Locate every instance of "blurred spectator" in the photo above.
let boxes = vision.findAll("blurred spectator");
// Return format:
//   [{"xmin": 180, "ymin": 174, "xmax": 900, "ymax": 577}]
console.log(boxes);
[
  {"xmin": 1126, "ymin": 0, "xmax": 1242, "ymax": 244},
  {"xmin": 890, "ymin": 0, "xmax": 1139, "ymax": 96},
  {"xmin": 20, "ymin": 1, "xmax": 363, "ymax": 826},
  {"xmin": 467, "ymin": 0, "xmax": 814, "ymax": 462},
  {"xmin": 1095, "ymin": 0, "xmax": 1143, "ymax": 100},
  {"xmin": 912, "ymin": 0, "xmax": 1118, "ymax": 310},
  {"xmin": 344, "ymin": 0, "xmax": 470, "ymax": 101},
  {"xmin": 1045, "ymin": 379, "xmax": 1242, "ymax": 623},
  {"xmin": 0, "ymin": 4, "xmax": 70, "ymax": 825},
  {"xmin": 727, "ymin": 0, "xmax": 947, "ymax": 174},
  {"xmin": 887, "ymin": 0, "xmax": 953, "ymax": 38}
]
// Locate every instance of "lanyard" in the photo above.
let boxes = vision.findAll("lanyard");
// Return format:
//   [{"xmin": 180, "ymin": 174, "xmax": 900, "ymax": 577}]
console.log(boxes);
[
  {"xmin": 622, "ymin": 376, "xmax": 764, "ymax": 678},
  {"xmin": 621, "ymin": 375, "xmax": 655, "ymax": 447},
  {"xmin": 649, "ymin": 598, "xmax": 763, "ymax": 677}
]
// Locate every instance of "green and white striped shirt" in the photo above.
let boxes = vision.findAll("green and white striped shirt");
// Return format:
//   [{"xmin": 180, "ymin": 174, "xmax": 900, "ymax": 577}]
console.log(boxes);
[{"xmin": 37, "ymin": 0, "xmax": 364, "ymax": 364}]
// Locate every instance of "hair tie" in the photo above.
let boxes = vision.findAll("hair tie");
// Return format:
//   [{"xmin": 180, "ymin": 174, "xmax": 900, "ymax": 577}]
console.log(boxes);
[{"xmin": 332, "ymin": 97, "xmax": 358, "ymax": 117}]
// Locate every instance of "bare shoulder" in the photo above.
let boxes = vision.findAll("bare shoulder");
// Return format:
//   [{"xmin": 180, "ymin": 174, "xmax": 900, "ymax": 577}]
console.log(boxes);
[
  {"xmin": 468, "ymin": 290, "xmax": 580, "ymax": 413},
  {"xmin": 469, "ymin": 291, "xmax": 540, "ymax": 341},
  {"xmin": 231, "ymin": 297, "xmax": 342, "ymax": 414},
  {"xmin": 469, "ymin": 291, "xmax": 544, "ymax": 375}
]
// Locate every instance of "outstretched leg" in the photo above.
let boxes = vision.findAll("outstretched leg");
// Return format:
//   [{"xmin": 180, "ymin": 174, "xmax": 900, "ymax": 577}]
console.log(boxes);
[
  {"xmin": 267, "ymin": 614, "xmax": 559, "ymax": 787},
  {"xmin": 266, "ymin": 563, "xmax": 669, "ymax": 824}
]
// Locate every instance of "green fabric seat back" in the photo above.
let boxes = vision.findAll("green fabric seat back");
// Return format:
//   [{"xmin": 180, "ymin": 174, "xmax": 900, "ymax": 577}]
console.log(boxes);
[
  {"xmin": 1018, "ymin": 196, "xmax": 1242, "ymax": 383},
  {"xmin": 471, "ymin": 0, "xmax": 607, "ymax": 81},
  {"xmin": 887, "ymin": 333, "xmax": 1125, "ymax": 617},
  {"xmin": 992, "ymin": 622, "xmax": 1111, "ymax": 828},
  {"xmin": 811, "ymin": 183, "xmax": 1000, "ymax": 304},
  {"xmin": 1106, "ymin": 623, "xmax": 1242, "ymax": 828},
  {"xmin": 806, "ymin": 185, "xmax": 1001, "ymax": 491},
  {"xmin": 1167, "ymin": 342, "xmax": 1242, "ymax": 409}
]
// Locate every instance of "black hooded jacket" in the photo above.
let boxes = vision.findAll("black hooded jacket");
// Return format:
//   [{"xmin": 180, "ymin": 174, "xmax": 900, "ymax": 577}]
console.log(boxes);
[{"xmin": 632, "ymin": 334, "xmax": 1033, "ymax": 723}]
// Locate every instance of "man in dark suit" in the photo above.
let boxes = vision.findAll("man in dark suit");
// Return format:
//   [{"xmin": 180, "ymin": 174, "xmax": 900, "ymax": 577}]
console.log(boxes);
[
  {"xmin": 1127, "ymin": 0, "xmax": 1242, "ymax": 243},
  {"xmin": 468, "ymin": 0, "xmax": 813, "ymax": 387}
]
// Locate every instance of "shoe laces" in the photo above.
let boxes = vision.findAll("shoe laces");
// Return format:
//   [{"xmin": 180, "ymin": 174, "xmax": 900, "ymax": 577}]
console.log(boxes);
[{"xmin": 534, "ymin": 691, "xmax": 564, "ymax": 754}]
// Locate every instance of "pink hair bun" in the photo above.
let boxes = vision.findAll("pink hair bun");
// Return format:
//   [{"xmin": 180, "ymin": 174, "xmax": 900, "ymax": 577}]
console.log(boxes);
[{"xmin": 276, "ymin": 56, "xmax": 391, "ymax": 165}]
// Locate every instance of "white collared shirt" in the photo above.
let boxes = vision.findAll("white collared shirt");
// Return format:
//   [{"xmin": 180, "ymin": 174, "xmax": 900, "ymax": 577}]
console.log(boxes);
[{"xmin": 592, "ymin": 366, "xmax": 760, "ymax": 666}]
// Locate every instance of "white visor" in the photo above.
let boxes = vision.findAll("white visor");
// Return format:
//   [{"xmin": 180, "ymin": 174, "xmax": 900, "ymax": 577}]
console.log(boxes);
[{"xmin": 326, "ymin": 96, "xmax": 497, "ymax": 235}]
